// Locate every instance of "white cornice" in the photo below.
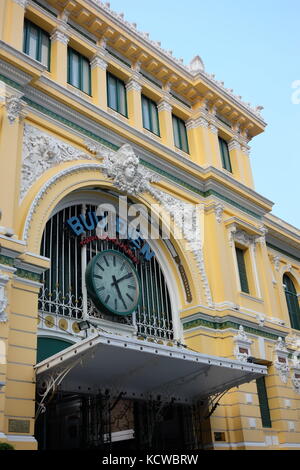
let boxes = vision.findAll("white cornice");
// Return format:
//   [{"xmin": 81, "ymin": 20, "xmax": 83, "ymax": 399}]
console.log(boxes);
[
  {"xmin": 85, "ymin": 0, "xmax": 266, "ymax": 125},
  {"xmin": 1, "ymin": 50, "xmax": 277, "ymax": 223},
  {"xmin": 0, "ymin": 58, "xmax": 33, "ymax": 87},
  {"xmin": 12, "ymin": 0, "xmax": 28, "ymax": 7},
  {"xmin": 265, "ymin": 215, "xmax": 300, "ymax": 240}
]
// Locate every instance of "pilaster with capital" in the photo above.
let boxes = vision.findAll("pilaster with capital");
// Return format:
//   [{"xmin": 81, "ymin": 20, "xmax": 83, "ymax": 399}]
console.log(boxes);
[
  {"xmin": 0, "ymin": 271, "xmax": 9, "ymax": 323},
  {"xmin": 50, "ymin": 19, "xmax": 70, "ymax": 86},
  {"xmin": 126, "ymin": 63, "xmax": 143, "ymax": 129},
  {"xmin": 186, "ymin": 105, "xmax": 212, "ymax": 166},
  {"xmin": 240, "ymin": 143, "xmax": 255, "ymax": 189},
  {"xmin": 91, "ymin": 45, "xmax": 108, "ymax": 109},
  {"xmin": 0, "ymin": 89, "xmax": 27, "ymax": 230},
  {"xmin": 157, "ymin": 86, "xmax": 173, "ymax": 147},
  {"xmin": 208, "ymin": 120, "xmax": 222, "ymax": 169},
  {"xmin": 2, "ymin": 0, "xmax": 28, "ymax": 49},
  {"xmin": 226, "ymin": 137, "xmax": 244, "ymax": 181}
]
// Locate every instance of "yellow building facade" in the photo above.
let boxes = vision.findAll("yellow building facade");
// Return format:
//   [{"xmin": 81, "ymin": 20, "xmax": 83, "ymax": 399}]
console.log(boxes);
[{"xmin": 0, "ymin": 0, "xmax": 299, "ymax": 451}]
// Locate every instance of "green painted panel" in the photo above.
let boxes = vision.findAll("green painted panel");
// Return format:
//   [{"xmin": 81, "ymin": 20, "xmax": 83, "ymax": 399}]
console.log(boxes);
[{"xmin": 37, "ymin": 337, "xmax": 73, "ymax": 363}]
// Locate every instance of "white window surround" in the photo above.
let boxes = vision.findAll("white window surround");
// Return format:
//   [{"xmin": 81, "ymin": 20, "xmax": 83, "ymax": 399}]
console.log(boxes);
[{"xmin": 226, "ymin": 219, "xmax": 265, "ymax": 300}]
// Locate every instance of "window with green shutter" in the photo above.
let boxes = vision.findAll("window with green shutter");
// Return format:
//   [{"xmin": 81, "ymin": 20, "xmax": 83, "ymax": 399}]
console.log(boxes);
[
  {"xmin": 256, "ymin": 377, "xmax": 272, "ymax": 428},
  {"xmin": 67, "ymin": 48, "xmax": 91, "ymax": 95},
  {"xmin": 23, "ymin": 19, "xmax": 50, "ymax": 69},
  {"xmin": 218, "ymin": 136, "xmax": 232, "ymax": 172},
  {"xmin": 107, "ymin": 72, "xmax": 127, "ymax": 117},
  {"xmin": 235, "ymin": 247, "xmax": 250, "ymax": 294},
  {"xmin": 172, "ymin": 115, "xmax": 189, "ymax": 154},
  {"xmin": 142, "ymin": 95, "xmax": 160, "ymax": 136},
  {"xmin": 283, "ymin": 274, "xmax": 300, "ymax": 330}
]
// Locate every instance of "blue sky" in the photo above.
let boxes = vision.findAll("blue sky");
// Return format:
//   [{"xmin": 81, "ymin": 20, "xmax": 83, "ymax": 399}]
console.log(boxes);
[{"xmin": 107, "ymin": 0, "xmax": 299, "ymax": 228}]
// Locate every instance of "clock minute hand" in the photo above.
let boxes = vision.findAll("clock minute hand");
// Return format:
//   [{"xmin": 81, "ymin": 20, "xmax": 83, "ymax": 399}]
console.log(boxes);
[
  {"xmin": 111, "ymin": 273, "xmax": 133, "ymax": 286},
  {"xmin": 111, "ymin": 275, "xmax": 127, "ymax": 310}
]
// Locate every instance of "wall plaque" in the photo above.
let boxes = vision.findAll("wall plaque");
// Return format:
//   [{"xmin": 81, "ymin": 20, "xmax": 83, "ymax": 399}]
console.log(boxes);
[{"xmin": 8, "ymin": 419, "xmax": 30, "ymax": 433}]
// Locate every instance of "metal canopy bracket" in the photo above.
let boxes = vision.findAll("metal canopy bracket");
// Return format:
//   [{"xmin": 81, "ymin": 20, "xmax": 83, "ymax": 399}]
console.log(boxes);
[{"xmin": 35, "ymin": 332, "xmax": 267, "ymax": 406}]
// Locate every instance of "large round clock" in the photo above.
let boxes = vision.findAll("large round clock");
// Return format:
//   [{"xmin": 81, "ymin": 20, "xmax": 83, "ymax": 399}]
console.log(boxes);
[{"xmin": 85, "ymin": 249, "xmax": 141, "ymax": 316}]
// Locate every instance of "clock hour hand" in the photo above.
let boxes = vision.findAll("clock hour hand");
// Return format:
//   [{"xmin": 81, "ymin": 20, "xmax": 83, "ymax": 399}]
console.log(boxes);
[
  {"xmin": 110, "ymin": 272, "xmax": 133, "ymax": 286},
  {"xmin": 111, "ymin": 275, "xmax": 127, "ymax": 310}
]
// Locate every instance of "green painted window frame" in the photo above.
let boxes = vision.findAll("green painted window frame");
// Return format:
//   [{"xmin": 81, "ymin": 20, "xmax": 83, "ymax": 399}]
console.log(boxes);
[
  {"xmin": 107, "ymin": 72, "xmax": 128, "ymax": 117},
  {"xmin": 283, "ymin": 274, "xmax": 300, "ymax": 330},
  {"xmin": 67, "ymin": 47, "xmax": 91, "ymax": 95},
  {"xmin": 256, "ymin": 377, "xmax": 272, "ymax": 428},
  {"xmin": 172, "ymin": 114, "xmax": 189, "ymax": 154},
  {"xmin": 23, "ymin": 19, "xmax": 51, "ymax": 69},
  {"xmin": 235, "ymin": 247, "xmax": 250, "ymax": 294},
  {"xmin": 218, "ymin": 136, "xmax": 232, "ymax": 173},
  {"xmin": 141, "ymin": 95, "xmax": 160, "ymax": 136}
]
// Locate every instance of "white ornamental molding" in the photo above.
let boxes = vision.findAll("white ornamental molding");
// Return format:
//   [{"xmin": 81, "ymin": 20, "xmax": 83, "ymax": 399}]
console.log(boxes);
[
  {"xmin": 273, "ymin": 337, "xmax": 290, "ymax": 384},
  {"xmin": 186, "ymin": 117, "xmax": 209, "ymax": 130},
  {"xmin": 5, "ymin": 94, "xmax": 25, "ymax": 124},
  {"xmin": 233, "ymin": 326, "xmax": 252, "ymax": 362},
  {"xmin": 285, "ymin": 334, "xmax": 300, "ymax": 349},
  {"xmin": 101, "ymin": 143, "xmax": 159, "ymax": 196},
  {"xmin": 228, "ymin": 139, "xmax": 241, "ymax": 152},
  {"xmin": 241, "ymin": 146, "xmax": 251, "ymax": 156},
  {"xmin": 256, "ymin": 313, "xmax": 265, "ymax": 327},
  {"xmin": 0, "ymin": 271, "xmax": 9, "ymax": 323},
  {"xmin": 22, "ymin": 137, "xmax": 213, "ymax": 307},
  {"xmin": 208, "ymin": 123, "xmax": 218, "ymax": 135},
  {"xmin": 286, "ymin": 264, "xmax": 292, "ymax": 273},
  {"xmin": 125, "ymin": 79, "xmax": 142, "ymax": 93},
  {"xmin": 157, "ymin": 100, "xmax": 172, "ymax": 113},
  {"xmin": 272, "ymin": 255, "xmax": 281, "ymax": 272},
  {"xmin": 291, "ymin": 355, "xmax": 300, "ymax": 394},
  {"xmin": 50, "ymin": 29, "xmax": 69, "ymax": 45},
  {"xmin": 21, "ymin": 125, "xmax": 94, "ymax": 201},
  {"xmin": 214, "ymin": 203, "xmax": 224, "ymax": 224},
  {"xmin": 232, "ymin": 229, "xmax": 254, "ymax": 247},
  {"xmin": 90, "ymin": 56, "xmax": 108, "ymax": 71},
  {"xmin": 12, "ymin": 0, "xmax": 28, "ymax": 6}
]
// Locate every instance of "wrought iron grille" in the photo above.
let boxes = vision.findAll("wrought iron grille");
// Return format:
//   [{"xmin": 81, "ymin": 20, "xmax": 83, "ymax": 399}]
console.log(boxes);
[{"xmin": 39, "ymin": 204, "xmax": 174, "ymax": 340}]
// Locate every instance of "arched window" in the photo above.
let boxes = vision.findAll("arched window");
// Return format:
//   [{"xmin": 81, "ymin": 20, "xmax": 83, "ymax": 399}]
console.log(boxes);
[
  {"xmin": 39, "ymin": 203, "xmax": 174, "ymax": 341},
  {"xmin": 283, "ymin": 274, "xmax": 300, "ymax": 330}
]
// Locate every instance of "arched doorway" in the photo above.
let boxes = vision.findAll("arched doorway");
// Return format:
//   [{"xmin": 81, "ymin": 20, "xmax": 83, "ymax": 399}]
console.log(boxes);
[
  {"xmin": 35, "ymin": 188, "xmax": 200, "ymax": 451},
  {"xmin": 38, "ymin": 188, "xmax": 179, "ymax": 343}
]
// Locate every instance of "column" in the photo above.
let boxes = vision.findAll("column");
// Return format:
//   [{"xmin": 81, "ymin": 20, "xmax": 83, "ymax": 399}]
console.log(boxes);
[
  {"xmin": 157, "ymin": 100, "xmax": 173, "ymax": 148},
  {"xmin": 91, "ymin": 41, "xmax": 108, "ymax": 110},
  {"xmin": 207, "ymin": 114, "xmax": 222, "ymax": 168},
  {"xmin": 91, "ymin": 56, "xmax": 108, "ymax": 109},
  {"xmin": 228, "ymin": 139, "xmax": 244, "ymax": 181},
  {"xmin": 255, "ymin": 234, "xmax": 279, "ymax": 314},
  {"xmin": 126, "ymin": 80, "xmax": 142, "ymax": 129},
  {"xmin": 126, "ymin": 64, "xmax": 143, "ymax": 129},
  {"xmin": 203, "ymin": 204, "xmax": 237, "ymax": 304},
  {"xmin": 241, "ymin": 145, "xmax": 255, "ymax": 189},
  {"xmin": 50, "ymin": 27, "xmax": 69, "ymax": 87},
  {"xmin": 186, "ymin": 114, "xmax": 211, "ymax": 166},
  {"xmin": 0, "ymin": 269, "xmax": 10, "ymax": 444},
  {"xmin": 2, "ymin": 0, "xmax": 27, "ymax": 50},
  {"xmin": 0, "ymin": 87, "xmax": 26, "ymax": 232}
]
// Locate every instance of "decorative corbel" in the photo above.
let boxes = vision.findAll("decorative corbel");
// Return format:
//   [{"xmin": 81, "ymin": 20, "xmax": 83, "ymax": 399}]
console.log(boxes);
[
  {"xmin": 0, "ymin": 271, "xmax": 9, "ymax": 323},
  {"xmin": 273, "ymin": 337, "xmax": 290, "ymax": 384},
  {"xmin": 233, "ymin": 326, "xmax": 252, "ymax": 362}
]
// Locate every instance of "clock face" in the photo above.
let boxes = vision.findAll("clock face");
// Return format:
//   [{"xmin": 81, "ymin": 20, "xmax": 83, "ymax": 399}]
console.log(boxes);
[{"xmin": 86, "ymin": 250, "xmax": 141, "ymax": 316}]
